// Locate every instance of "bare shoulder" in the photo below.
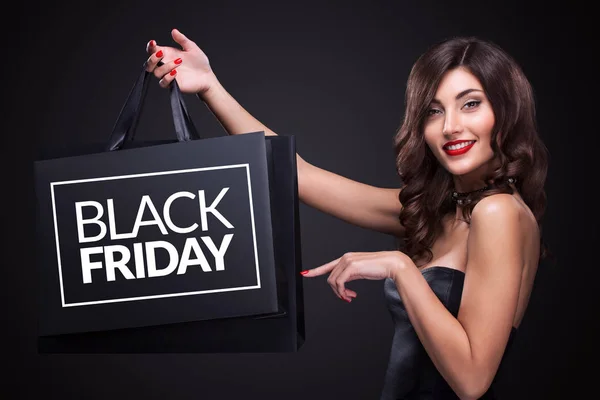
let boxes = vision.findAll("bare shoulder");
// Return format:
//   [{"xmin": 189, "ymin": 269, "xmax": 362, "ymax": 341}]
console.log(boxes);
[
  {"xmin": 470, "ymin": 193, "xmax": 539, "ymax": 246},
  {"xmin": 473, "ymin": 193, "xmax": 534, "ymax": 225},
  {"xmin": 473, "ymin": 193, "xmax": 521, "ymax": 218}
]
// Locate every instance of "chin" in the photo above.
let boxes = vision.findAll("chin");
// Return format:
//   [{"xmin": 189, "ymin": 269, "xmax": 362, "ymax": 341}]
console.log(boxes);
[
  {"xmin": 442, "ymin": 161, "xmax": 480, "ymax": 177},
  {"xmin": 438, "ymin": 149, "xmax": 495, "ymax": 175}
]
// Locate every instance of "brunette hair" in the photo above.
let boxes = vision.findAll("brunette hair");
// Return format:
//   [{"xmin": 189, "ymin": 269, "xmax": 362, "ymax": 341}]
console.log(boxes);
[{"xmin": 394, "ymin": 37, "xmax": 550, "ymax": 264}]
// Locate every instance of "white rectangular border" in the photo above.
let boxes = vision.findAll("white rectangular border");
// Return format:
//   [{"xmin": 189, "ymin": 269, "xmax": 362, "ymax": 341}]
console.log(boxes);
[{"xmin": 50, "ymin": 164, "xmax": 261, "ymax": 307}]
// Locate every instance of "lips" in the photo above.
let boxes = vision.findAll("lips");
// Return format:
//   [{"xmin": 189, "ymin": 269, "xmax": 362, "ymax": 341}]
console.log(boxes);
[{"xmin": 443, "ymin": 140, "xmax": 476, "ymax": 156}]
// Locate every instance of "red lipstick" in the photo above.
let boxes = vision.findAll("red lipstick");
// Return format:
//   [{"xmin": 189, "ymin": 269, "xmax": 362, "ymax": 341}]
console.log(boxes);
[{"xmin": 443, "ymin": 140, "xmax": 475, "ymax": 156}]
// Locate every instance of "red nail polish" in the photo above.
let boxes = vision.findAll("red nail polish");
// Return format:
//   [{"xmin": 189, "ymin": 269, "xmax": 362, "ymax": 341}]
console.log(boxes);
[
  {"xmin": 300, "ymin": 270, "xmax": 309, "ymax": 275},
  {"xmin": 149, "ymin": 40, "xmax": 156, "ymax": 46},
  {"xmin": 170, "ymin": 69, "xmax": 177, "ymax": 76},
  {"xmin": 174, "ymin": 58, "xmax": 182, "ymax": 64},
  {"xmin": 156, "ymin": 50, "xmax": 163, "ymax": 58}
]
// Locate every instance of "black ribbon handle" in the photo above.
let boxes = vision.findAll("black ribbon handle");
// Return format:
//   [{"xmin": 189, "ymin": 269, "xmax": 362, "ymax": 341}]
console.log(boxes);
[{"xmin": 105, "ymin": 63, "xmax": 201, "ymax": 152}]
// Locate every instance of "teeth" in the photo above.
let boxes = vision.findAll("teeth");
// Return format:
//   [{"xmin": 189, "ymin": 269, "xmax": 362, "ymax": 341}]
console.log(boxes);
[{"xmin": 445, "ymin": 141, "xmax": 474, "ymax": 151}]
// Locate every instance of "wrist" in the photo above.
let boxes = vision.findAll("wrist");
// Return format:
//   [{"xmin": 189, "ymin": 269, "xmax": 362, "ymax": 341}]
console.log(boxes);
[
  {"xmin": 390, "ymin": 253, "xmax": 415, "ymax": 283},
  {"xmin": 197, "ymin": 73, "xmax": 224, "ymax": 103}
]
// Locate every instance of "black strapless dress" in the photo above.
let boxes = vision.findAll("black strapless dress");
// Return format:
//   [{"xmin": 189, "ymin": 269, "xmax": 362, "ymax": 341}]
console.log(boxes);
[{"xmin": 380, "ymin": 266, "xmax": 517, "ymax": 400}]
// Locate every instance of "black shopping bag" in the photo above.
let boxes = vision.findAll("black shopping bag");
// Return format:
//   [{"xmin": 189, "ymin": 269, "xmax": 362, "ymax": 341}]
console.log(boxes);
[{"xmin": 35, "ymin": 64, "xmax": 305, "ymax": 352}]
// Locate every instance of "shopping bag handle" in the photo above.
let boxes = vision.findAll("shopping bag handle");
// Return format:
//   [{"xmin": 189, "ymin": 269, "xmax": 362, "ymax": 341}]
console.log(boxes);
[{"xmin": 105, "ymin": 63, "xmax": 201, "ymax": 151}]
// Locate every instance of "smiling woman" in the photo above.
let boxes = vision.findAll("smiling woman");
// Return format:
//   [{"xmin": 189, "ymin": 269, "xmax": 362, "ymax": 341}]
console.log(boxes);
[
  {"xmin": 425, "ymin": 77, "xmax": 496, "ymax": 175},
  {"xmin": 144, "ymin": 31, "xmax": 550, "ymax": 400},
  {"xmin": 395, "ymin": 37, "xmax": 548, "ymax": 268}
]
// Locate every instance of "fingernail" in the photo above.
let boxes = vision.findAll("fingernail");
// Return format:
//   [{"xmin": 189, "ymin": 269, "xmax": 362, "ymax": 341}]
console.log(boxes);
[
  {"xmin": 300, "ymin": 270, "xmax": 309, "ymax": 275},
  {"xmin": 344, "ymin": 298, "xmax": 351, "ymax": 303},
  {"xmin": 170, "ymin": 69, "xmax": 177, "ymax": 76},
  {"xmin": 156, "ymin": 50, "xmax": 163, "ymax": 58},
  {"xmin": 174, "ymin": 58, "xmax": 182, "ymax": 65},
  {"xmin": 149, "ymin": 40, "xmax": 156, "ymax": 46}
]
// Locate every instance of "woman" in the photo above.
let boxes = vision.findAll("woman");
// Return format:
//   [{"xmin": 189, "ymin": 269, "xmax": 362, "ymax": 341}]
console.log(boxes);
[{"xmin": 145, "ymin": 30, "xmax": 549, "ymax": 400}]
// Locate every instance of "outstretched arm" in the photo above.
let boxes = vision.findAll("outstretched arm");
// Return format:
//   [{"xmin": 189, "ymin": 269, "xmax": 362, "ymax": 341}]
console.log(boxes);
[
  {"xmin": 201, "ymin": 79, "xmax": 404, "ymax": 236},
  {"xmin": 145, "ymin": 29, "xmax": 405, "ymax": 237}
]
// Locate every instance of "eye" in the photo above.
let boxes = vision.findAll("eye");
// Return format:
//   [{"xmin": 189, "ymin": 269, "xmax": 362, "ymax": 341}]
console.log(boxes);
[
  {"xmin": 427, "ymin": 108, "xmax": 442, "ymax": 116},
  {"xmin": 463, "ymin": 100, "xmax": 481, "ymax": 109}
]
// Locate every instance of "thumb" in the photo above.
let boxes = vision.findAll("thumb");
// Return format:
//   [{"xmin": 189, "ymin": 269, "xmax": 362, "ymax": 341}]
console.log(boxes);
[{"xmin": 171, "ymin": 28, "xmax": 196, "ymax": 51}]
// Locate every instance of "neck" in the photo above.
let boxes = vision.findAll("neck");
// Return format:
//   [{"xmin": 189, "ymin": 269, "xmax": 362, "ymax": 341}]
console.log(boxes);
[
  {"xmin": 451, "ymin": 155, "xmax": 501, "ymax": 192},
  {"xmin": 452, "ymin": 175, "xmax": 488, "ymax": 193},
  {"xmin": 451, "ymin": 176, "xmax": 517, "ymax": 211}
]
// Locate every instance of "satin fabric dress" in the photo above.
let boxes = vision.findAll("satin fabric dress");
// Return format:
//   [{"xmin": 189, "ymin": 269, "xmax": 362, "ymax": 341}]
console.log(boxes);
[{"xmin": 380, "ymin": 266, "xmax": 517, "ymax": 400}]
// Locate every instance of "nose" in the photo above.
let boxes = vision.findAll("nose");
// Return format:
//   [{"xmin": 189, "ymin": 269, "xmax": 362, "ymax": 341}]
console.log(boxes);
[{"xmin": 442, "ymin": 110, "xmax": 463, "ymax": 136}]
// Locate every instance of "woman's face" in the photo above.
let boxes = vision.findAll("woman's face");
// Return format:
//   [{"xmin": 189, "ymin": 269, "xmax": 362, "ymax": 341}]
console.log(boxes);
[{"xmin": 423, "ymin": 67, "xmax": 496, "ymax": 179}]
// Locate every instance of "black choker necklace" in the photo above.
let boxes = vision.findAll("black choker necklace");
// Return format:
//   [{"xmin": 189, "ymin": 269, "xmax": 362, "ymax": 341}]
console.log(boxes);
[{"xmin": 451, "ymin": 177, "xmax": 516, "ymax": 205}]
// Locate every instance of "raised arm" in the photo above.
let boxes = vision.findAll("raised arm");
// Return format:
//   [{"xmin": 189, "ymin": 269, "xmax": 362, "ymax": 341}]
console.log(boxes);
[
  {"xmin": 201, "ymin": 80, "xmax": 404, "ymax": 236},
  {"xmin": 145, "ymin": 29, "xmax": 404, "ymax": 237}
]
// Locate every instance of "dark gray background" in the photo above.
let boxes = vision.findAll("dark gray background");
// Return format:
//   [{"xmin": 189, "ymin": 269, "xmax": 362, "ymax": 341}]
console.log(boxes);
[{"xmin": 5, "ymin": 0, "xmax": 595, "ymax": 399}]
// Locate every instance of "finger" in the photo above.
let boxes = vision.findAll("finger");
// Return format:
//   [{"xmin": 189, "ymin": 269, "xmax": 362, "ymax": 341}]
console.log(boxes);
[
  {"xmin": 326, "ymin": 256, "xmax": 351, "ymax": 300},
  {"xmin": 146, "ymin": 39, "xmax": 157, "ymax": 54},
  {"xmin": 327, "ymin": 267, "xmax": 343, "ymax": 300},
  {"xmin": 334, "ymin": 271, "xmax": 350, "ymax": 301},
  {"xmin": 301, "ymin": 256, "xmax": 341, "ymax": 278},
  {"xmin": 171, "ymin": 28, "xmax": 197, "ymax": 51},
  {"xmin": 145, "ymin": 48, "xmax": 165, "ymax": 73},
  {"xmin": 336, "ymin": 262, "xmax": 374, "ymax": 301},
  {"xmin": 327, "ymin": 259, "xmax": 344, "ymax": 290},
  {"xmin": 330, "ymin": 253, "xmax": 364, "ymax": 301},
  {"xmin": 331, "ymin": 266, "xmax": 358, "ymax": 302},
  {"xmin": 159, "ymin": 68, "xmax": 178, "ymax": 88},
  {"xmin": 154, "ymin": 56, "xmax": 182, "ymax": 80}
]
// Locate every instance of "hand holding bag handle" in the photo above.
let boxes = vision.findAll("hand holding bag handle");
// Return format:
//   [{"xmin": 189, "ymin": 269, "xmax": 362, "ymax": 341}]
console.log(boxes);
[
  {"xmin": 105, "ymin": 61, "xmax": 287, "ymax": 322},
  {"xmin": 105, "ymin": 63, "xmax": 201, "ymax": 152}
]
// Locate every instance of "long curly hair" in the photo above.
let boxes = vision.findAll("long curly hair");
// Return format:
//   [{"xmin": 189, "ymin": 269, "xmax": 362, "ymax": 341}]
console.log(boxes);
[{"xmin": 394, "ymin": 37, "xmax": 550, "ymax": 265}]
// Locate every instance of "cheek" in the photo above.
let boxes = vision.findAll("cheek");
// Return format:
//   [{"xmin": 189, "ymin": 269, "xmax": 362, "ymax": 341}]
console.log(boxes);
[
  {"xmin": 472, "ymin": 110, "xmax": 495, "ymax": 141},
  {"xmin": 422, "ymin": 126, "xmax": 438, "ymax": 151}
]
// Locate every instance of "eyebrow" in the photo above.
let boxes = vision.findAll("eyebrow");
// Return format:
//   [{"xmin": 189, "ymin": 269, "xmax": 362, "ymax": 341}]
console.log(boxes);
[{"xmin": 431, "ymin": 88, "xmax": 484, "ymax": 104}]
